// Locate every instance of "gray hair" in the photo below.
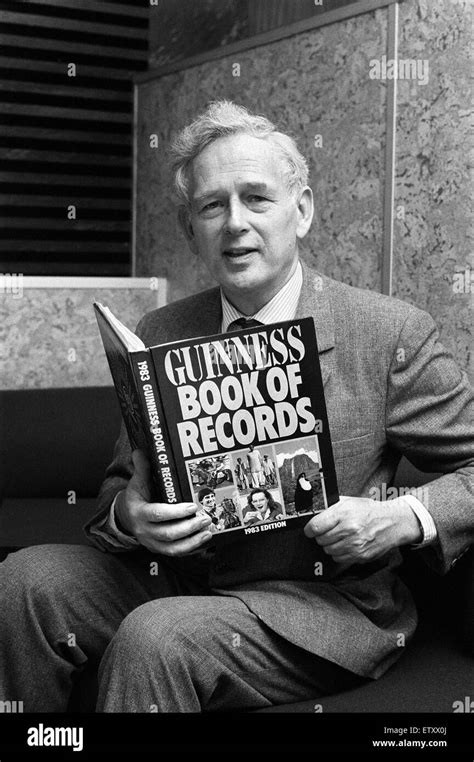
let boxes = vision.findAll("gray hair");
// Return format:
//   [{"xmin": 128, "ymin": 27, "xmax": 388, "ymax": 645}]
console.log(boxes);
[{"xmin": 169, "ymin": 100, "xmax": 309, "ymax": 207}]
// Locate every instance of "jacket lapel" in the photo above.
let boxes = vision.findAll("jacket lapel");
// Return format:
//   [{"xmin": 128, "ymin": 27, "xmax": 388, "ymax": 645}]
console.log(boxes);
[
  {"xmin": 296, "ymin": 261, "xmax": 335, "ymax": 387},
  {"xmin": 177, "ymin": 287, "xmax": 222, "ymax": 340}
]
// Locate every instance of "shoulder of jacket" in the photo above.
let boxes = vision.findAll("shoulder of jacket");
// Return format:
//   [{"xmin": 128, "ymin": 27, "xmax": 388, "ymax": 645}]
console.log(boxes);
[
  {"xmin": 317, "ymin": 271, "xmax": 434, "ymax": 331},
  {"xmin": 134, "ymin": 286, "xmax": 220, "ymax": 340}
]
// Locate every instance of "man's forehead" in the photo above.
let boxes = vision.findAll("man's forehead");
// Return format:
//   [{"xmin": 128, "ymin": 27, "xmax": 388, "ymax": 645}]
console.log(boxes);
[{"xmin": 190, "ymin": 133, "xmax": 286, "ymax": 192}]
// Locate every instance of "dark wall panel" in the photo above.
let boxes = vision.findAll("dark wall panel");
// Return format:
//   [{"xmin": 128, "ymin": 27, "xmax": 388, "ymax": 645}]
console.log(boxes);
[
  {"xmin": 148, "ymin": 0, "xmax": 359, "ymax": 67},
  {"xmin": 0, "ymin": 0, "xmax": 149, "ymax": 276}
]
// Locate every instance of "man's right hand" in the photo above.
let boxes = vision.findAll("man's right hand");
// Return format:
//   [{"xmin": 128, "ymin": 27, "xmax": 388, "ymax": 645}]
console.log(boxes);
[{"xmin": 114, "ymin": 450, "xmax": 213, "ymax": 556}]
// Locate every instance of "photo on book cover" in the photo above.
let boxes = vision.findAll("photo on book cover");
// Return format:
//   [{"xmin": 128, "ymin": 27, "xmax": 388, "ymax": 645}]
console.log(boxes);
[{"xmin": 185, "ymin": 434, "xmax": 328, "ymax": 536}]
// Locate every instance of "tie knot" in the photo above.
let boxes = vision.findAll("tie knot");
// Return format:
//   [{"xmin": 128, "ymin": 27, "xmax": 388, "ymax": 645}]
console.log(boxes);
[{"xmin": 227, "ymin": 317, "xmax": 262, "ymax": 332}]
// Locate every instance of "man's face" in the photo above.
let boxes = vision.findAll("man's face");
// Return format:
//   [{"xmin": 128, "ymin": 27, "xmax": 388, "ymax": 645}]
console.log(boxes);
[
  {"xmin": 181, "ymin": 133, "xmax": 313, "ymax": 313},
  {"xmin": 251, "ymin": 492, "xmax": 268, "ymax": 512},
  {"xmin": 201, "ymin": 493, "xmax": 216, "ymax": 510}
]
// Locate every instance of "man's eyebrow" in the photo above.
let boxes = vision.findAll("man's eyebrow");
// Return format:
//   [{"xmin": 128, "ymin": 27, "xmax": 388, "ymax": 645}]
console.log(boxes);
[
  {"xmin": 192, "ymin": 191, "xmax": 219, "ymax": 205},
  {"xmin": 242, "ymin": 182, "xmax": 272, "ymax": 194},
  {"xmin": 193, "ymin": 182, "xmax": 273, "ymax": 204}
]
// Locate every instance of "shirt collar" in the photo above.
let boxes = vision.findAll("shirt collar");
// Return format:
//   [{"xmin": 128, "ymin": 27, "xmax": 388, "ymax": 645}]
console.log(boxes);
[{"xmin": 220, "ymin": 260, "xmax": 303, "ymax": 332}]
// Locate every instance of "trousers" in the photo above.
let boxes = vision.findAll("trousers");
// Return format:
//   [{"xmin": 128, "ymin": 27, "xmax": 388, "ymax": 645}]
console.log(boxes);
[{"xmin": 0, "ymin": 544, "xmax": 363, "ymax": 712}]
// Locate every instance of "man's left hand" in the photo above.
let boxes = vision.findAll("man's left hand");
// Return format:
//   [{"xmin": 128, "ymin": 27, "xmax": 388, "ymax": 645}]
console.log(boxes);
[{"xmin": 304, "ymin": 496, "xmax": 422, "ymax": 564}]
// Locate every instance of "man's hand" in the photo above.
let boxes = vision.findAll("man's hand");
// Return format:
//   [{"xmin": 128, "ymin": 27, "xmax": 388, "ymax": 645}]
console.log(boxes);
[
  {"xmin": 304, "ymin": 495, "xmax": 422, "ymax": 565},
  {"xmin": 115, "ymin": 450, "xmax": 213, "ymax": 556}
]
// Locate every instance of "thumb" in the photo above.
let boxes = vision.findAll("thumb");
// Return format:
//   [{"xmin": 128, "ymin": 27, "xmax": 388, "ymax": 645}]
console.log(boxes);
[{"xmin": 130, "ymin": 449, "xmax": 152, "ymax": 500}]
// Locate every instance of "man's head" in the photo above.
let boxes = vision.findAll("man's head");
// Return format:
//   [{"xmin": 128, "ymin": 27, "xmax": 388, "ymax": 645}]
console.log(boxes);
[
  {"xmin": 198, "ymin": 487, "xmax": 216, "ymax": 510},
  {"xmin": 171, "ymin": 101, "xmax": 314, "ymax": 313}
]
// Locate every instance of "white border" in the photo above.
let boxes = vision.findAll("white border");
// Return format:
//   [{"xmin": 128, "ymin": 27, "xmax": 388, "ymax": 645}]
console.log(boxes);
[{"xmin": 14, "ymin": 277, "xmax": 168, "ymax": 308}]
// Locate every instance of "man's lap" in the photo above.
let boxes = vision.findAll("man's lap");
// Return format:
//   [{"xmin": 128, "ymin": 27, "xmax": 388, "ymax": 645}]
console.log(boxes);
[
  {"xmin": 98, "ymin": 594, "xmax": 364, "ymax": 711},
  {"xmin": 1, "ymin": 544, "xmax": 363, "ymax": 711},
  {"xmin": 2, "ymin": 543, "xmax": 211, "ymax": 609}
]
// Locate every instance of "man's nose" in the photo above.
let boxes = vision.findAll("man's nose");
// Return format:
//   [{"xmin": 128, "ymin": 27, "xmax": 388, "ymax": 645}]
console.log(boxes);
[{"xmin": 224, "ymin": 200, "xmax": 250, "ymax": 235}]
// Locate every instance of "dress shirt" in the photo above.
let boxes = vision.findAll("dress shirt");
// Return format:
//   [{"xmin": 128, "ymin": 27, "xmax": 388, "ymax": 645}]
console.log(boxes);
[{"xmin": 220, "ymin": 260, "xmax": 303, "ymax": 332}]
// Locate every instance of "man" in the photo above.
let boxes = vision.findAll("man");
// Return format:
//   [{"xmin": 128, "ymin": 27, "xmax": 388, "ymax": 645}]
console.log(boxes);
[
  {"xmin": 219, "ymin": 497, "xmax": 242, "ymax": 530},
  {"xmin": 247, "ymin": 444, "xmax": 265, "ymax": 488},
  {"xmin": 234, "ymin": 456, "xmax": 249, "ymax": 490},
  {"xmin": 262, "ymin": 454, "xmax": 276, "ymax": 487},
  {"xmin": 1, "ymin": 101, "xmax": 472, "ymax": 713},
  {"xmin": 196, "ymin": 487, "xmax": 222, "ymax": 532},
  {"xmin": 242, "ymin": 489, "xmax": 284, "ymax": 526}
]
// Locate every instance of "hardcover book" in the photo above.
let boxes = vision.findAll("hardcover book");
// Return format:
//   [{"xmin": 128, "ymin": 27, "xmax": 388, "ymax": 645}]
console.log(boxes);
[{"xmin": 94, "ymin": 303, "xmax": 339, "ymax": 546}]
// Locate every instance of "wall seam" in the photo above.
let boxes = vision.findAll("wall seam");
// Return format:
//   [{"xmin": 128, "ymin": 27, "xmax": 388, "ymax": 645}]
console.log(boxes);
[{"xmin": 381, "ymin": 1, "xmax": 399, "ymax": 296}]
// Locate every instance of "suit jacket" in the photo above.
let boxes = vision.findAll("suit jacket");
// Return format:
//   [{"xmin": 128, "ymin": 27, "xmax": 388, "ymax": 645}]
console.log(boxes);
[{"xmin": 85, "ymin": 262, "xmax": 474, "ymax": 679}]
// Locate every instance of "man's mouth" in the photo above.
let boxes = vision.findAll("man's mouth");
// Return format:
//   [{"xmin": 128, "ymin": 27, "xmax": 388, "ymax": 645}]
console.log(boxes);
[{"xmin": 222, "ymin": 247, "xmax": 258, "ymax": 258}]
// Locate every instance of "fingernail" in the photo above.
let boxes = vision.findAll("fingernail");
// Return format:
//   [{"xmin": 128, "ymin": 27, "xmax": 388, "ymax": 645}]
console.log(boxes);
[{"xmin": 200, "ymin": 516, "xmax": 212, "ymax": 527}]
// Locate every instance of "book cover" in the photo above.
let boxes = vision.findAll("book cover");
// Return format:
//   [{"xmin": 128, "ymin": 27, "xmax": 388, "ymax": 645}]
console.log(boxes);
[
  {"xmin": 149, "ymin": 318, "xmax": 339, "ymax": 544},
  {"xmin": 94, "ymin": 305, "xmax": 339, "ymax": 549}
]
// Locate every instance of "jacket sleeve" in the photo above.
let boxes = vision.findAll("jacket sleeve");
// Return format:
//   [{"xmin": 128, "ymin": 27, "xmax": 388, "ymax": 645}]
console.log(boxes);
[{"xmin": 385, "ymin": 307, "xmax": 474, "ymax": 574}]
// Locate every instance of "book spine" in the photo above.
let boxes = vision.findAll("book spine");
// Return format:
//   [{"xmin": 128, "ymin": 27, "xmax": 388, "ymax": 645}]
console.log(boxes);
[
  {"xmin": 130, "ymin": 350, "xmax": 183, "ymax": 505},
  {"xmin": 148, "ymin": 347, "xmax": 194, "ymax": 502}
]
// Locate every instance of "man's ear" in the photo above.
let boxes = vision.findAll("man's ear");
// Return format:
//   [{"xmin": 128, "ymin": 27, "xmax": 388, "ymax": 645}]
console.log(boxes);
[
  {"xmin": 295, "ymin": 186, "xmax": 314, "ymax": 240},
  {"xmin": 178, "ymin": 206, "xmax": 198, "ymax": 254}
]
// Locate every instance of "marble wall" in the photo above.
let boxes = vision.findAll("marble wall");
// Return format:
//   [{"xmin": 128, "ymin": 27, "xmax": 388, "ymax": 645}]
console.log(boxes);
[
  {"xmin": 0, "ymin": 282, "xmax": 161, "ymax": 390},
  {"xmin": 136, "ymin": 7, "xmax": 387, "ymax": 299},
  {"xmin": 136, "ymin": 0, "xmax": 472, "ymax": 378},
  {"xmin": 393, "ymin": 0, "xmax": 473, "ymax": 377}
]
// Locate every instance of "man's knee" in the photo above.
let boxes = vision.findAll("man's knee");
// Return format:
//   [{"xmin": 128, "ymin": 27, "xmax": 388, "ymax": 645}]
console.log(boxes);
[
  {"xmin": 0, "ymin": 544, "xmax": 99, "ymax": 611},
  {"xmin": 103, "ymin": 596, "xmax": 231, "ymax": 666}
]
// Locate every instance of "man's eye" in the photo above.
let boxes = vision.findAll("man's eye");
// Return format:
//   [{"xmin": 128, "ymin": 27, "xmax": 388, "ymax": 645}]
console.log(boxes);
[
  {"xmin": 202, "ymin": 201, "xmax": 220, "ymax": 212},
  {"xmin": 248, "ymin": 195, "xmax": 267, "ymax": 203}
]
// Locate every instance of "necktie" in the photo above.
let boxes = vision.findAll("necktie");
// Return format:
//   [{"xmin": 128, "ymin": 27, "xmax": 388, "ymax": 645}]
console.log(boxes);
[{"xmin": 227, "ymin": 317, "xmax": 262, "ymax": 332}]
